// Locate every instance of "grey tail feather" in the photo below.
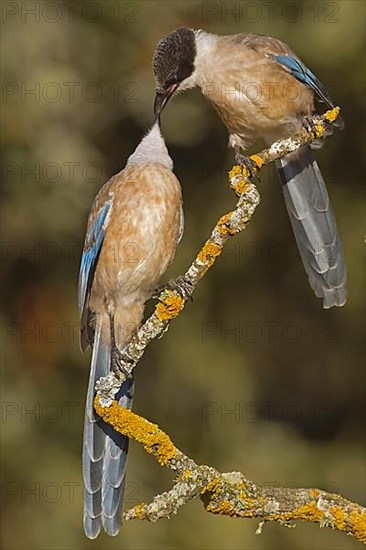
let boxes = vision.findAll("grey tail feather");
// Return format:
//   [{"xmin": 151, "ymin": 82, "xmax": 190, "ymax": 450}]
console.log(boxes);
[
  {"xmin": 82, "ymin": 316, "xmax": 134, "ymax": 539},
  {"xmin": 276, "ymin": 145, "xmax": 347, "ymax": 308}
]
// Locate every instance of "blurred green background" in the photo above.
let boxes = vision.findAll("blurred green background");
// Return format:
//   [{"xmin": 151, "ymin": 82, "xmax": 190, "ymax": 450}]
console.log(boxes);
[{"xmin": 1, "ymin": 1, "xmax": 365, "ymax": 549}]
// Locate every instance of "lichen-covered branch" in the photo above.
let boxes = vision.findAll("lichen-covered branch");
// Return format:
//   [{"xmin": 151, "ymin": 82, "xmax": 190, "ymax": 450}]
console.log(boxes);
[
  {"xmin": 94, "ymin": 397, "xmax": 366, "ymax": 543},
  {"xmin": 96, "ymin": 107, "xmax": 342, "ymax": 405},
  {"xmin": 91, "ymin": 107, "xmax": 366, "ymax": 542}
]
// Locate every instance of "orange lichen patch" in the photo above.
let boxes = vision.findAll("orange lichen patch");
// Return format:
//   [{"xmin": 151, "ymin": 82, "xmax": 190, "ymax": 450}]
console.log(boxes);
[
  {"xmin": 322, "ymin": 505, "xmax": 366, "ymax": 542},
  {"xmin": 324, "ymin": 106, "xmax": 340, "ymax": 124},
  {"xmin": 202, "ymin": 478, "xmax": 257, "ymax": 518},
  {"xmin": 270, "ymin": 501, "xmax": 324, "ymax": 524},
  {"xmin": 206, "ymin": 499, "xmax": 238, "ymax": 516},
  {"xmin": 130, "ymin": 503, "xmax": 147, "ymax": 519},
  {"xmin": 266, "ymin": 500, "xmax": 366, "ymax": 542},
  {"xmin": 94, "ymin": 397, "xmax": 176, "ymax": 465},
  {"xmin": 229, "ymin": 162, "xmax": 260, "ymax": 195},
  {"xmin": 156, "ymin": 294, "xmax": 185, "ymax": 321},
  {"xmin": 241, "ymin": 166, "xmax": 252, "ymax": 179},
  {"xmin": 310, "ymin": 489, "xmax": 320, "ymax": 498},
  {"xmin": 230, "ymin": 174, "xmax": 252, "ymax": 196},
  {"xmin": 350, "ymin": 510, "xmax": 366, "ymax": 543},
  {"xmin": 228, "ymin": 165, "xmax": 243, "ymax": 180},
  {"xmin": 290, "ymin": 501, "xmax": 324, "ymax": 522},
  {"xmin": 201, "ymin": 477, "xmax": 223, "ymax": 496},
  {"xmin": 197, "ymin": 241, "xmax": 222, "ymax": 272},
  {"xmin": 217, "ymin": 212, "xmax": 239, "ymax": 236},
  {"xmin": 201, "ymin": 478, "xmax": 235, "ymax": 516},
  {"xmin": 183, "ymin": 469, "xmax": 192, "ymax": 479},
  {"xmin": 249, "ymin": 154, "xmax": 264, "ymax": 169},
  {"xmin": 314, "ymin": 124, "xmax": 325, "ymax": 139},
  {"xmin": 330, "ymin": 506, "xmax": 347, "ymax": 531}
]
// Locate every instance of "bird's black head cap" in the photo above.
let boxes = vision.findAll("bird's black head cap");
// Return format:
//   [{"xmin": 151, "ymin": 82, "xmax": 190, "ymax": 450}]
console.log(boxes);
[{"xmin": 153, "ymin": 28, "xmax": 196, "ymax": 92}]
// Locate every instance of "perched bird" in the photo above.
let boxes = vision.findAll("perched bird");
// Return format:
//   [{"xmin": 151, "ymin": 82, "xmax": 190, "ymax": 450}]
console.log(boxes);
[
  {"xmin": 79, "ymin": 122, "xmax": 184, "ymax": 538},
  {"xmin": 153, "ymin": 28, "xmax": 346, "ymax": 308}
]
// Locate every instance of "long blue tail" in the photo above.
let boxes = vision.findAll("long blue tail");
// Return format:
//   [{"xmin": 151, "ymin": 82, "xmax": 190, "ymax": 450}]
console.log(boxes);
[
  {"xmin": 83, "ymin": 317, "xmax": 134, "ymax": 538},
  {"xmin": 276, "ymin": 145, "xmax": 347, "ymax": 308}
]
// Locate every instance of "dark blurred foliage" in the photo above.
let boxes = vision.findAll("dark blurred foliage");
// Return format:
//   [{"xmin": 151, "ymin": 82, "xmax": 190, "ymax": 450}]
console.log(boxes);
[{"xmin": 1, "ymin": 1, "xmax": 365, "ymax": 549}]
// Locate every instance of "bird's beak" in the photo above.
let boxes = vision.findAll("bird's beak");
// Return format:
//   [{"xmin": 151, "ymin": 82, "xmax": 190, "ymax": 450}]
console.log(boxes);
[{"xmin": 154, "ymin": 84, "xmax": 178, "ymax": 119}]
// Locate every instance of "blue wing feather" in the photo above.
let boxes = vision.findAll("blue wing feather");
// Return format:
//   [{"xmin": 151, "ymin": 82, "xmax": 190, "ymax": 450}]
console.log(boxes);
[
  {"xmin": 78, "ymin": 199, "xmax": 112, "ymax": 318},
  {"xmin": 273, "ymin": 54, "xmax": 334, "ymax": 109}
]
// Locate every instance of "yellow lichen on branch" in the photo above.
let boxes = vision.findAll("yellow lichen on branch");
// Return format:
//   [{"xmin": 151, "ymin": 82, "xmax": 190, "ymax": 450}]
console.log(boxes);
[
  {"xmin": 95, "ymin": 396, "xmax": 366, "ymax": 543},
  {"xmin": 324, "ymin": 106, "xmax": 341, "ymax": 124},
  {"xmin": 217, "ymin": 212, "xmax": 240, "ymax": 236},
  {"xmin": 350, "ymin": 510, "xmax": 366, "ymax": 543},
  {"xmin": 94, "ymin": 396, "xmax": 176, "ymax": 465},
  {"xmin": 128, "ymin": 503, "xmax": 148, "ymax": 520},
  {"xmin": 197, "ymin": 241, "xmax": 223, "ymax": 271},
  {"xmin": 155, "ymin": 294, "xmax": 185, "ymax": 322}
]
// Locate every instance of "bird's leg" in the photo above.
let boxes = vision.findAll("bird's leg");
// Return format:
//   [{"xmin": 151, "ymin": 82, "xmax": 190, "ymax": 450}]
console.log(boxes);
[
  {"xmin": 234, "ymin": 150, "xmax": 261, "ymax": 180},
  {"xmin": 109, "ymin": 313, "xmax": 134, "ymax": 379},
  {"xmin": 302, "ymin": 115, "xmax": 318, "ymax": 136},
  {"xmin": 152, "ymin": 275, "xmax": 194, "ymax": 302},
  {"xmin": 302, "ymin": 114, "xmax": 330, "ymax": 146}
]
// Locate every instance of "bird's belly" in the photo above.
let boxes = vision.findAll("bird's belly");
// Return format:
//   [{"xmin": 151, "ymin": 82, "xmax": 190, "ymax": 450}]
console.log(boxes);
[
  {"xmin": 90, "ymin": 164, "xmax": 182, "ymax": 311},
  {"xmin": 203, "ymin": 69, "xmax": 312, "ymax": 149},
  {"xmin": 210, "ymin": 91, "xmax": 302, "ymax": 148}
]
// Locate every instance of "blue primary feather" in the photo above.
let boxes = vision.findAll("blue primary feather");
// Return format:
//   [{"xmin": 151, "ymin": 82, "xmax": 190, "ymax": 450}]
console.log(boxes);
[
  {"xmin": 273, "ymin": 54, "xmax": 334, "ymax": 109},
  {"xmin": 78, "ymin": 199, "xmax": 112, "ymax": 317}
]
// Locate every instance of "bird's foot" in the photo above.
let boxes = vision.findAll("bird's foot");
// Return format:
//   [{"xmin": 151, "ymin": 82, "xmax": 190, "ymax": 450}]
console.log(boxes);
[
  {"xmin": 302, "ymin": 115, "xmax": 318, "ymax": 136},
  {"xmin": 153, "ymin": 275, "xmax": 194, "ymax": 302},
  {"xmin": 111, "ymin": 346, "xmax": 134, "ymax": 380},
  {"xmin": 234, "ymin": 154, "xmax": 261, "ymax": 180}
]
